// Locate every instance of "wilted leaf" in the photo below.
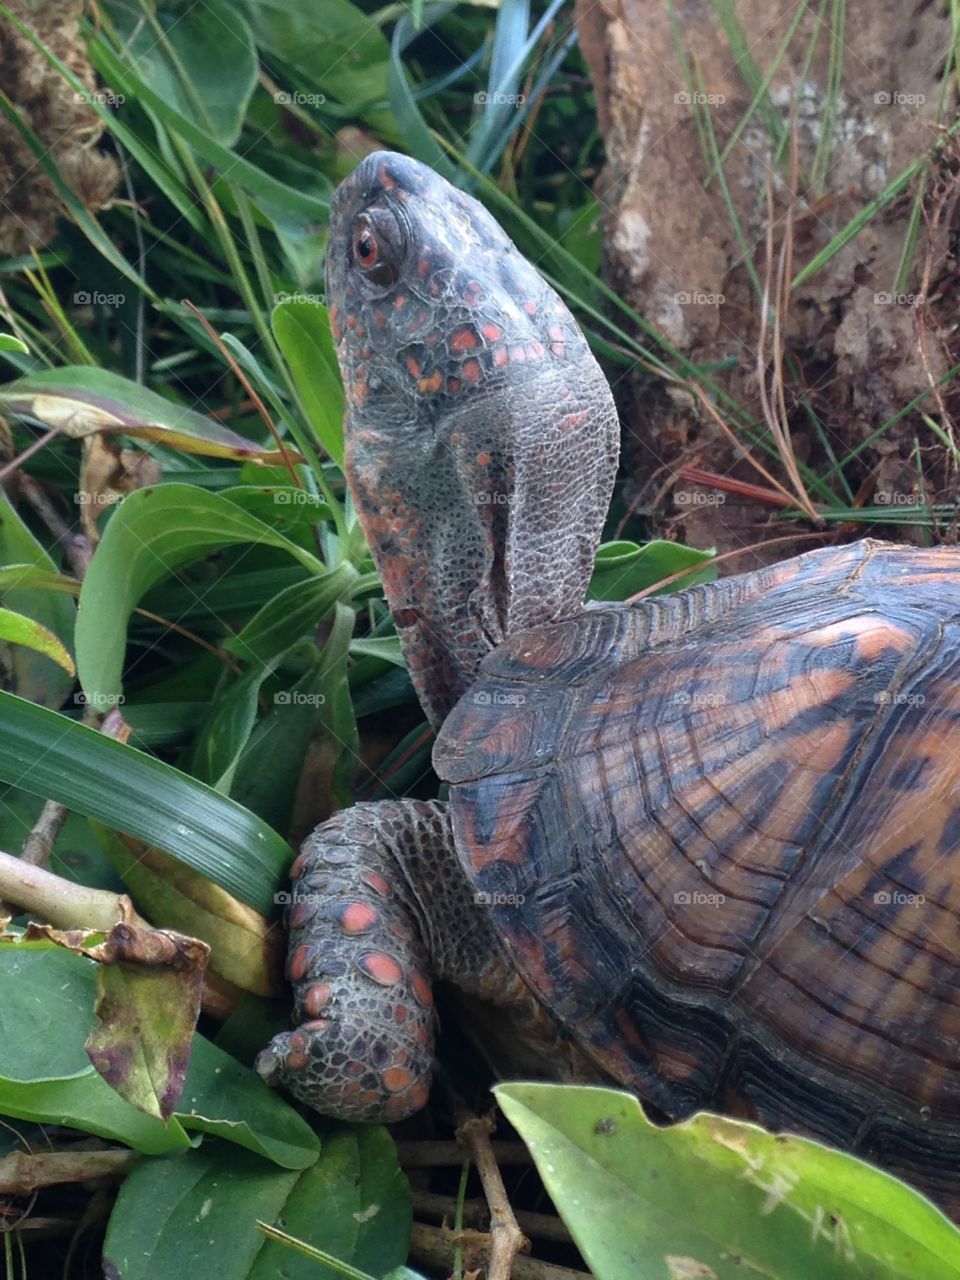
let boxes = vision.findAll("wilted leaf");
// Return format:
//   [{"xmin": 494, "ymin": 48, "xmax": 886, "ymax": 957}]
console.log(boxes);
[
  {"xmin": 0, "ymin": 367, "xmax": 298, "ymax": 462},
  {"xmin": 93, "ymin": 826, "xmax": 285, "ymax": 998},
  {"xmin": 85, "ymin": 924, "xmax": 209, "ymax": 1121}
]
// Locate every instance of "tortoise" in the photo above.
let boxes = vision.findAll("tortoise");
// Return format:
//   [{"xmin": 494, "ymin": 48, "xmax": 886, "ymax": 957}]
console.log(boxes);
[{"xmin": 256, "ymin": 150, "xmax": 960, "ymax": 1215}]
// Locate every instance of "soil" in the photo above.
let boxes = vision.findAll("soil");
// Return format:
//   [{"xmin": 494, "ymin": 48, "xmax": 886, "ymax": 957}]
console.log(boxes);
[{"xmin": 575, "ymin": 0, "xmax": 960, "ymax": 567}]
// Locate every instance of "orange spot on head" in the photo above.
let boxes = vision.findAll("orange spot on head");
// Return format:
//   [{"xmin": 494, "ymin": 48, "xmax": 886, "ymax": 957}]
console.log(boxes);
[
  {"xmin": 406, "ymin": 354, "xmax": 421, "ymax": 377},
  {"xmin": 289, "ymin": 944, "xmax": 312, "ymax": 983},
  {"xmin": 346, "ymin": 314, "xmax": 357, "ymax": 329},
  {"xmin": 289, "ymin": 851, "xmax": 309, "ymax": 879},
  {"xmin": 329, "ymin": 307, "xmax": 342, "ymax": 341},
  {"xmin": 358, "ymin": 951, "xmax": 403, "ymax": 986},
  {"xmin": 451, "ymin": 327, "xmax": 479, "ymax": 353},
  {"xmin": 550, "ymin": 342, "xmax": 565, "ymax": 359},
  {"xmin": 417, "ymin": 370, "xmax": 444, "ymax": 394},
  {"xmin": 548, "ymin": 325, "xmax": 565, "ymax": 341},
  {"xmin": 410, "ymin": 970, "xmax": 434, "ymax": 1007},
  {"xmin": 416, "ymin": 257, "xmax": 430, "ymax": 277},
  {"xmin": 382, "ymin": 1066, "xmax": 415, "ymax": 1093},
  {"xmin": 493, "ymin": 348, "xmax": 509, "ymax": 367},
  {"xmin": 342, "ymin": 902, "xmax": 379, "ymax": 935},
  {"xmin": 462, "ymin": 359, "xmax": 481, "ymax": 384},
  {"xmin": 286, "ymin": 1051, "xmax": 309, "ymax": 1071},
  {"xmin": 302, "ymin": 1018, "xmax": 329, "ymax": 1034},
  {"xmin": 447, "ymin": 377, "xmax": 462, "ymax": 393},
  {"xmin": 476, "ymin": 451, "xmax": 491, "ymax": 466},
  {"xmin": 510, "ymin": 345, "xmax": 526, "ymax": 362},
  {"xmin": 523, "ymin": 300, "xmax": 537, "ymax": 316},
  {"xmin": 304, "ymin": 983, "xmax": 332, "ymax": 1017},
  {"xmin": 464, "ymin": 281, "xmax": 483, "ymax": 304},
  {"xmin": 393, "ymin": 294, "xmax": 407, "ymax": 309},
  {"xmin": 378, "ymin": 161, "xmax": 396, "ymax": 189},
  {"xmin": 483, "ymin": 322, "xmax": 505, "ymax": 341}
]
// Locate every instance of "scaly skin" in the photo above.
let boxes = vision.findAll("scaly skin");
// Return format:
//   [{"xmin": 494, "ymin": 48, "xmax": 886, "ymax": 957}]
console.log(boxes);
[
  {"xmin": 255, "ymin": 154, "xmax": 960, "ymax": 1222},
  {"xmin": 256, "ymin": 151, "xmax": 611, "ymax": 1118}
]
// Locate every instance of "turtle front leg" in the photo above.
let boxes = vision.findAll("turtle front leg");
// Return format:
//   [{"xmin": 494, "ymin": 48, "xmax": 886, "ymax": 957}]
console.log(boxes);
[{"xmin": 256, "ymin": 799, "xmax": 498, "ymax": 1122}]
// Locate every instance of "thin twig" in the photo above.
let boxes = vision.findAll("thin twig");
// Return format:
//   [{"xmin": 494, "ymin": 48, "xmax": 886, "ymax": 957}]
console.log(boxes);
[{"xmin": 455, "ymin": 1109, "xmax": 530, "ymax": 1280}]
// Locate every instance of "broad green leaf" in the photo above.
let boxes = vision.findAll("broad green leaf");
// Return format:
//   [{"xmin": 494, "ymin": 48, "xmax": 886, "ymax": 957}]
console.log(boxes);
[
  {"xmin": 104, "ymin": 1127, "xmax": 408, "ymax": 1280},
  {"xmin": 0, "ymin": 691, "xmax": 289, "ymax": 913},
  {"xmin": 176, "ymin": 1034, "xmax": 319, "ymax": 1169},
  {"xmin": 0, "ymin": 943, "xmax": 316, "ymax": 1166},
  {"xmin": 0, "ymin": 333, "xmax": 27, "ymax": 354},
  {"xmin": 0, "ymin": 942, "xmax": 191, "ymax": 1154},
  {"xmin": 247, "ymin": 0, "xmax": 393, "ymax": 126},
  {"xmin": 106, "ymin": 0, "xmax": 257, "ymax": 147},
  {"xmin": 0, "ymin": 606, "xmax": 74, "ymax": 674},
  {"xmin": 0, "ymin": 367, "xmax": 291, "ymax": 461},
  {"xmin": 250, "ymin": 1127, "xmax": 411, "ymax": 1280},
  {"xmin": 230, "ymin": 664, "xmax": 330, "ymax": 832},
  {"xmin": 271, "ymin": 299, "xmax": 345, "ymax": 464},
  {"xmin": 224, "ymin": 567, "xmax": 357, "ymax": 666},
  {"xmin": 347, "ymin": 636, "xmax": 405, "ymax": 667},
  {"xmin": 497, "ymin": 1083, "xmax": 960, "ymax": 1280},
  {"xmin": 589, "ymin": 539, "xmax": 717, "ymax": 601},
  {"xmin": 88, "ymin": 36, "xmax": 330, "ymax": 223},
  {"xmin": 76, "ymin": 484, "xmax": 324, "ymax": 705},
  {"xmin": 0, "ymin": 491, "xmax": 77, "ymax": 707}
]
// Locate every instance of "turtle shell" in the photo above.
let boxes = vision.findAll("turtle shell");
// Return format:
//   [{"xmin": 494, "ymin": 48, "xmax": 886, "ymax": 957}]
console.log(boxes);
[{"xmin": 434, "ymin": 538, "xmax": 960, "ymax": 1210}]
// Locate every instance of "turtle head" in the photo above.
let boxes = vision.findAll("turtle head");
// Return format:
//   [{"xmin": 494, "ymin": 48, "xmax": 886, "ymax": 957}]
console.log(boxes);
[{"xmin": 327, "ymin": 150, "xmax": 619, "ymax": 728}]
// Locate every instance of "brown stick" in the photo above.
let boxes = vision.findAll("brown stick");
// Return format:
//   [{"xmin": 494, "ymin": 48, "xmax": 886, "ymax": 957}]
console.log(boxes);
[
  {"xmin": 409, "ymin": 1223, "xmax": 590, "ymax": 1280},
  {"xmin": 0, "ymin": 1149, "xmax": 137, "ymax": 1195},
  {"xmin": 411, "ymin": 1190, "xmax": 574, "ymax": 1245},
  {"xmin": 455, "ymin": 1109, "xmax": 529, "ymax": 1280}
]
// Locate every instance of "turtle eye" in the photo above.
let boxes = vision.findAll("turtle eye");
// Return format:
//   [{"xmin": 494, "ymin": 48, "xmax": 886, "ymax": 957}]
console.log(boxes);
[{"xmin": 351, "ymin": 210, "xmax": 401, "ymax": 287}]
